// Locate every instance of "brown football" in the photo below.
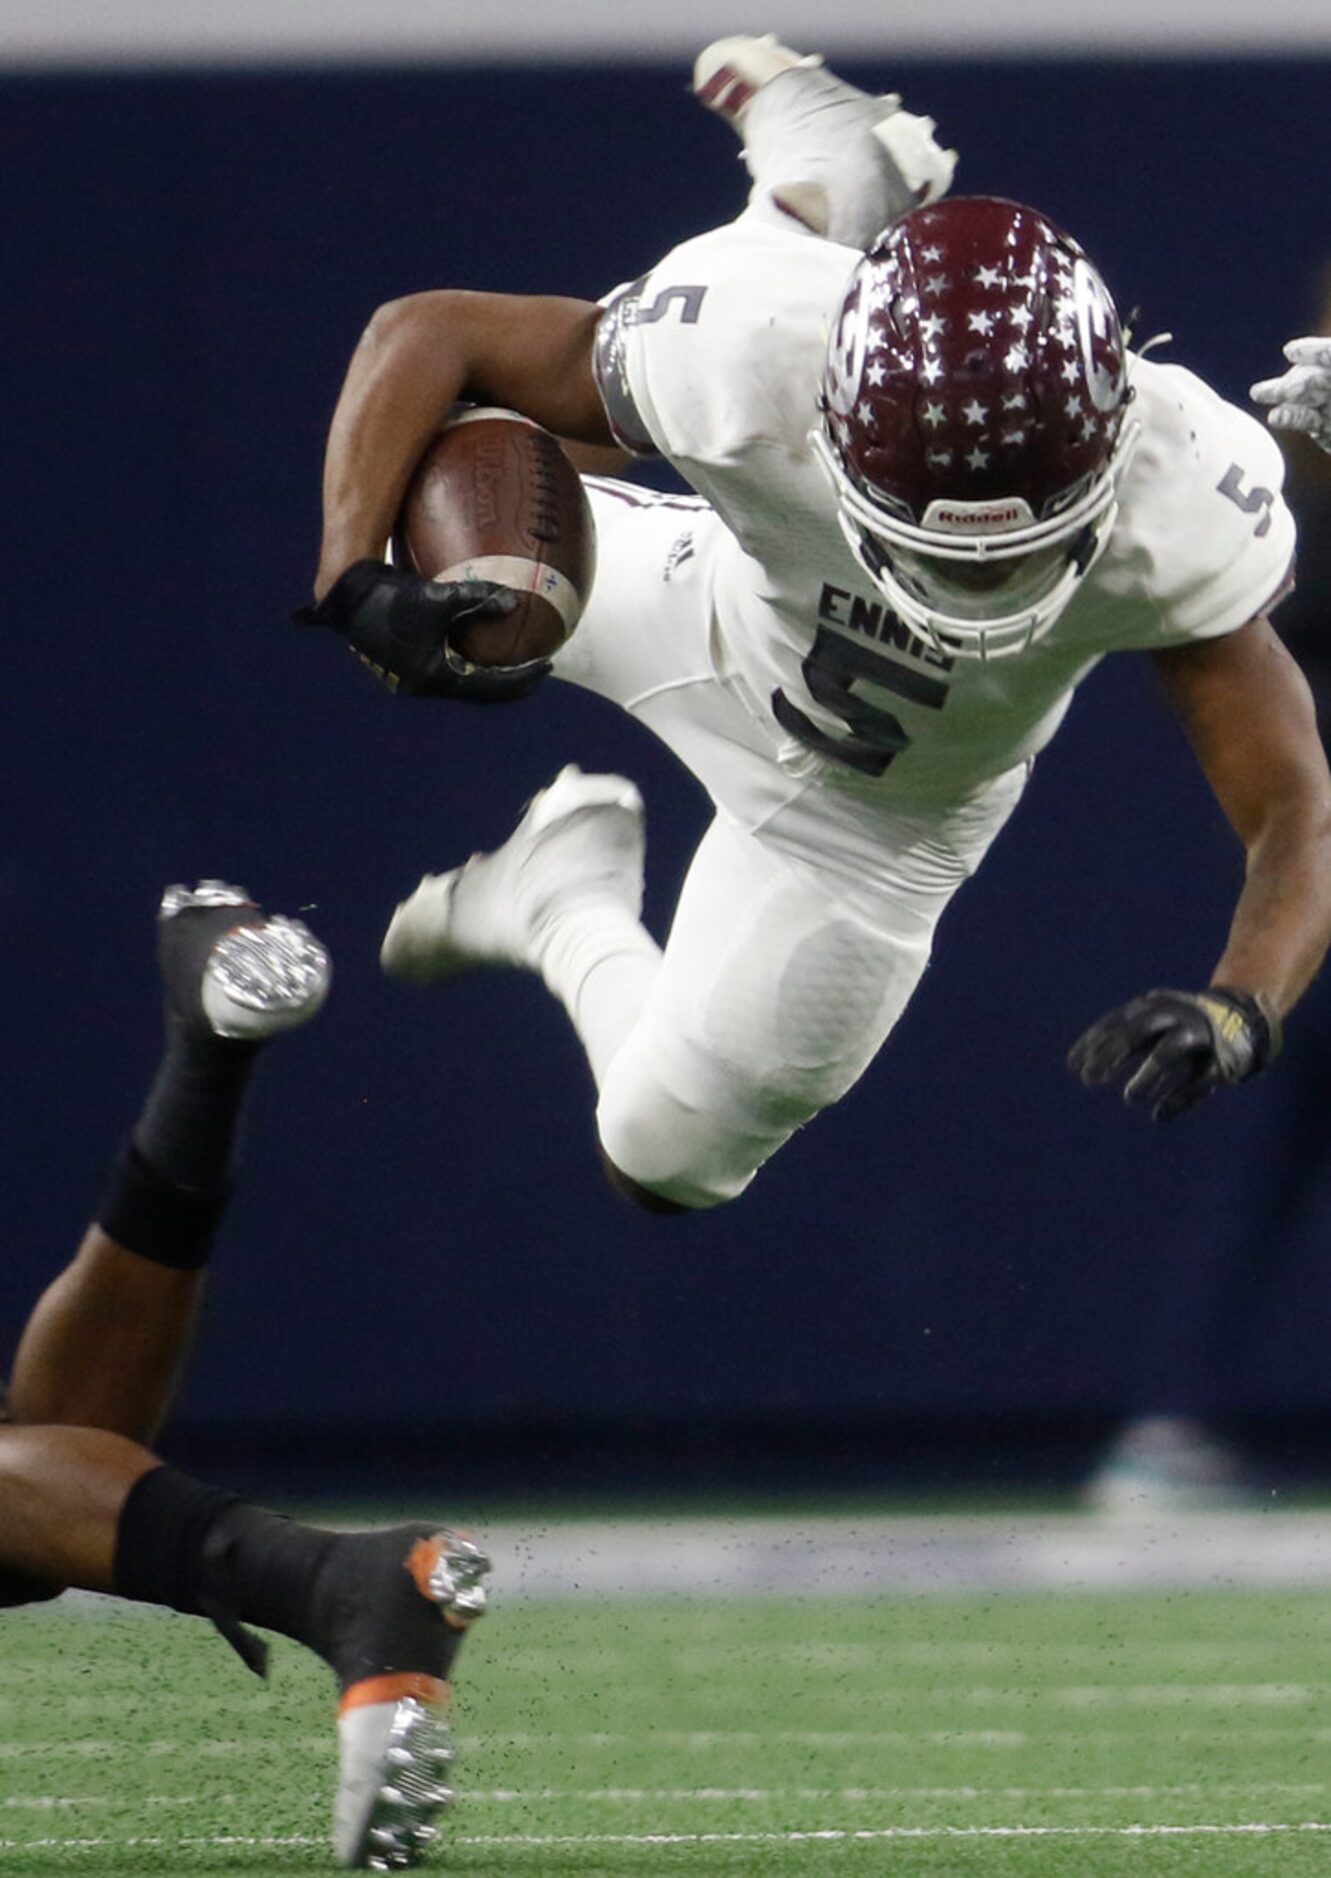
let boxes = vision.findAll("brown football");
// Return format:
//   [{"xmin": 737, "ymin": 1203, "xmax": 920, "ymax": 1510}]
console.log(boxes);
[{"xmin": 391, "ymin": 407, "xmax": 597, "ymax": 667}]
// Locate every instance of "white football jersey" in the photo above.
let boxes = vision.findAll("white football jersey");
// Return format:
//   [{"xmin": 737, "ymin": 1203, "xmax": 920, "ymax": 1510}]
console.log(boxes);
[{"xmin": 594, "ymin": 220, "xmax": 1296, "ymax": 802}]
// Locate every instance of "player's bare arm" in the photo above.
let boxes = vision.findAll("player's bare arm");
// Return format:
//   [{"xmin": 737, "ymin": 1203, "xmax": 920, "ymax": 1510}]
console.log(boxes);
[
  {"xmin": 1155, "ymin": 614, "xmax": 1331, "ymax": 1014},
  {"xmin": 300, "ymin": 291, "xmax": 610, "ymax": 700},
  {"xmin": 315, "ymin": 290, "xmax": 609, "ymax": 598},
  {"xmin": 1070, "ymin": 614, "xmax": 1331, "ymax": 1121}
]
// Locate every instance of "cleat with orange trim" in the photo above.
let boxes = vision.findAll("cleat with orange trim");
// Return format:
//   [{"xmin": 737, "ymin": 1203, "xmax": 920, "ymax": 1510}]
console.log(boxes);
[{"xmin": 327, "ymin": 1527, "xmax": 490, "ymax": 1870}]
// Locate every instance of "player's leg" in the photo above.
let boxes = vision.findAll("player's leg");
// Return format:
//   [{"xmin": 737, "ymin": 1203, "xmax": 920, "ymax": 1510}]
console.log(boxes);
[
  {"xmin": 692, "ymin": 34, "xmax": 957, "ymax": 248},
  {"xmin": 6, "ymin": 882, "xmax": 329, "ymax": 1439},
  {"xmin": 380, "ymin": 774, "xmax": 977, "ymax": 1211},
  {"xmin": 0, "ymin": 1416, "xmax": 489, "ymax": 1872},
  {"xmin": 379, "ymin": 481, "xmax": 718, "ymax": 1110},
  {"xmin": 7, "ymin": 1231, "xmax": 205, "ymax": 1442},
  {"xmin": 595, "ymin": 812, "xmax": 929, "ymax": 1208},
  {"xmin": 380, "ymin": 755, "xmax": 689, "ymax": 1213},
  {"xmin": 0, "ymin": 1424, "xmax": 159, "ymax": 1591},
  {"xmin": 0, "ymin": 877, "xmax": 330, "ymax": 1598},
  {"xmin": 378, "ymin": 474, "xmax": 817, "ymax": 1177},
  {"xmin": 379, "ymin": 476, "xmax": 875, "ymax": 1208},
  {"xmin": 0, "ymin": 884, "xmax": 491, "ymax": 1868},
  {"xmin": 108, "ymin": 1467, "xmax": 490, "ymax": 1871},
  {"xmin": 595, "ymin": 768, "xmax": 1029, "ymax": 1207}
]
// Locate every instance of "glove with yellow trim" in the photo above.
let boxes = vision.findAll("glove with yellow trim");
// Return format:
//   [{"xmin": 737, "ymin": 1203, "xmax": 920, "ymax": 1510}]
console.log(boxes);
[{"xmin": 1067, "ymin": 986, "xmax": 1281, "ymax": 1122}]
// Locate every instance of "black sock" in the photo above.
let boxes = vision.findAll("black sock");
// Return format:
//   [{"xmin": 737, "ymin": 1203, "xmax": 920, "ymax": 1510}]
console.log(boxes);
[
  {"xmin": 96, "ymin": 1007, "xmax": 263, "ymax": 1269},
  {"xmin": 112, "ymin": 1465, "xmax": 242, "ymax": 1615},
  {"xmin": 112, "ymin": 1464, "xmax": 333, "ymax": 1676},
  {"xmin": 133, "ymin": 1026, "xmax": 260, "ymax": 1198},
  {"xmin": 97, "ymin": 1143, "xmax": 229, "ymax": 1270},
  {"xmin": 112, "ymin": 1466, "xmax": 459, "ymax": 1690}
]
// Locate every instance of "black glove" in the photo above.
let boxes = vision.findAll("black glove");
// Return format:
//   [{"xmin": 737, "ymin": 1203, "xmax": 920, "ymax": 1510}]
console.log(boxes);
[
  {"xmin": 1067, "ymin": 986, "xmax": 1281, "ymax": 1122},
  {"xmin": 294, "ymin": 559, "xmax": 550, "ymax": 703}
]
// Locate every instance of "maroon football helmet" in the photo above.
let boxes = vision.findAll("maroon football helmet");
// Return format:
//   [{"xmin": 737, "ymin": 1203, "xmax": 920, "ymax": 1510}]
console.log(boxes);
[{"xmin": 812, "ymin": 196, "xmax": 1140, "ymax": 659}]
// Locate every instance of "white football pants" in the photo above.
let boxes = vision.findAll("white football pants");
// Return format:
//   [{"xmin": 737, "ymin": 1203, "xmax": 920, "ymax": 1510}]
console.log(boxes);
[{"xmin": 549, "ymin": 481, "xmax": 1027, "ymax": 1207}]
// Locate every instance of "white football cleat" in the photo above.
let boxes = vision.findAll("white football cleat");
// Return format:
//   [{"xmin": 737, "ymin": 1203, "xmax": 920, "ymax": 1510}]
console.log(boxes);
[
  {"xmin": 693, "ymin": 33, "xmax": 955, "ymax": 245},
  {"xmin": 157, "ymin": 881, "xmax": 331, "ymax": 1042},
  {"xmin": 381, "ymin": 764, "xmax": 645, "ymax": 984},
  {"xmin": 873, "ymin": 111, "xmax": 958, "ymax": 212},
  {"xmin": 692, "ymin": 34, "xmax": 825, "ymax": 126}
]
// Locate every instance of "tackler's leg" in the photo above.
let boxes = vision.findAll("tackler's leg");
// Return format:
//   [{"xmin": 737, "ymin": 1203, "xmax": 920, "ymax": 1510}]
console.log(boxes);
[
  {"xmin": 693, "ymin": 33, "xmax": 957, "ymax": 248},
  {"xmin": 110, "ymin": 1473, "xmax": 492, "ymax": 1871},
  {"xmin": 0, "ymin": 879, "xmax": 330, "ymax": 1610},
  {"xmin": 7, "ymin": 882, "xmax": 330, "ymax": 1441},
  {"xmin": 0, "ymin": 1417, "xmax": 491, "ymax": 1871},
  {"xmin": 0, "ymin": 883, "xmax": 494, "ymax": 1869}
]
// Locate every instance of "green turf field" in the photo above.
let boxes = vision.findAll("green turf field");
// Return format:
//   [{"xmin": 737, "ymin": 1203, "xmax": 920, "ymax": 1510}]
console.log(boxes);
[{"xmin": 4, "ymin": 1559, "xmax": 1331, "ymax": 1877}]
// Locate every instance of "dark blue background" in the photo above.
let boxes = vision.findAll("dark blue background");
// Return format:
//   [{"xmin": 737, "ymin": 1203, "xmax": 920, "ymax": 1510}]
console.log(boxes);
[{"xmin": 4, "ymin": 58, "xmax": 1329, "ymax": 1494}]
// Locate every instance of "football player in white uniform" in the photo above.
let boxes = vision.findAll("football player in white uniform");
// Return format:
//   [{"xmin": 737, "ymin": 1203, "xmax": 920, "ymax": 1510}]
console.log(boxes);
[
  {"xmin": 0, "ymin": 886, "xmax": 488, "ymax": 1870},
  {"xmin": 300, "ymin": 38, "xmax": 1331, "ymax": 1213}
]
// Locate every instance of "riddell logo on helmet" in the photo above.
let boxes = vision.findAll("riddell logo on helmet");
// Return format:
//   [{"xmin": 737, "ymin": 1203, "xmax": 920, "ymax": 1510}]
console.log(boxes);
[{"xmin": 932, "ymin": 502, "xmax": 1025, "ymax": 532}]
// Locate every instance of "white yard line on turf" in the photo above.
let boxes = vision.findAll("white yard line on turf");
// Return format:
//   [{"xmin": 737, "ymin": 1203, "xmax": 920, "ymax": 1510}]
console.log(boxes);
[
  {"xmin": 14, "ymin": 1724, "xmax": 1331, "ymax": 1757},
  {"xmin": 7, "ymin": 1782, "xmax": 1331, "ymax": 1808},
  {"xmin": 9, "ymin": 1823, "xmax": 1331, "ymax": 1851}
]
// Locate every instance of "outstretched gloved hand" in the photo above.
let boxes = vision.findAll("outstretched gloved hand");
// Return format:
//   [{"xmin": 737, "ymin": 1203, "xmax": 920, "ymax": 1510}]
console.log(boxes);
[
  {"xmin": 1250, "ymin": 337, "xmax": 1331, "ymax": 455},
  {"xmin": 1068, "ymin": 986, "xmax": 1281, "ymax": 1123}
]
